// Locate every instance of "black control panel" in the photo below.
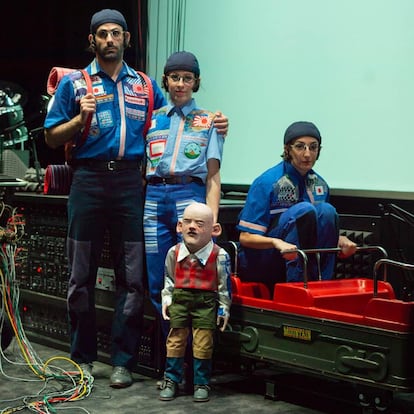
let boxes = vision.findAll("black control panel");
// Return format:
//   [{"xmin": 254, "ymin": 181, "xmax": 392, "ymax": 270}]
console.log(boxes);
[{"xmin": 13, "ymin": 193, "xmax": 164, "ymax": 376}]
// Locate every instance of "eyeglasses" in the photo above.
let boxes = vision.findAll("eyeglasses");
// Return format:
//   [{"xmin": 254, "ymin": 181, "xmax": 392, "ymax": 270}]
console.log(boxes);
[
  {"xmin": 167, "ymin": 74, "xmax": 196, "ymax": 85},
  {"xmin": 95, "ymin": 29, "xmax": 124, "ymax": 40},
  {"xmin": 290, "ymin": 142, "xmax": 320, "ymax": 153}
]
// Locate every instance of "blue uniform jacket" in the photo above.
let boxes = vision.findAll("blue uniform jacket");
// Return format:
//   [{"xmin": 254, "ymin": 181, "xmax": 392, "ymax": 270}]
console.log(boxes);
[
  {"xmin": 145, "ymin": 99, "xmax": 223, "ymax": 183},
  {"xmin": 44, "ymin": 59, "xmax": 166, "ymax": 160},
  {"xmin": 238, "ymin": 161, "xmax": 330, "ymax": 236}
]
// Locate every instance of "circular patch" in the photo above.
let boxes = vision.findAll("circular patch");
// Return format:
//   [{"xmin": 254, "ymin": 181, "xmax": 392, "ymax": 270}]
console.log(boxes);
[
  {"xmin": 89, "ymin": 125, "xmax": 100, "ymax": 136},
  {"xmin": 184, "ymin": 142, "xmax": 201, "ymax": 159}
]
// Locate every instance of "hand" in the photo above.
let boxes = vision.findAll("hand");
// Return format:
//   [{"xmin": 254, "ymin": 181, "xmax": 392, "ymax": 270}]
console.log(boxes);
[
  {"xmin": 337, "ymin": 235, "xmax": 357, "ymax": 259},
  {"xmin": 79, "ymin": 93, "xmax": 96, "ymax": 126},
  {"xmin": 162, "ymin": 303, "xmax": 170, "ymax": 321},
  {"xmin": 213, "ymin": 111, "xmax": 229, "ymax": 137},
  {"xmin": 275, "ymin": 239, "xmax": 298, "ymax": 261},
  {"xmin": 217, "ymin": 314, "xmax": 229, "ymax": 332}
]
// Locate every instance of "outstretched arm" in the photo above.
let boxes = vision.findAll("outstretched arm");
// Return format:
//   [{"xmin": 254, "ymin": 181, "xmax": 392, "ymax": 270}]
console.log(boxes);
[{"xmin": 239, "ymin": 231, "xmax": 298, "ymax": 261}]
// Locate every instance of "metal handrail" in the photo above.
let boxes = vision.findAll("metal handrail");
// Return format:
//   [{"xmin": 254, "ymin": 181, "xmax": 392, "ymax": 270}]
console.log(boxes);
[
  {"xmin": 373, "ymin": 258, "xmax": 414, "ymax": 297},
  {"xmin": 283, "ymin": 246, "xmax": 388, "ymax": 288}
]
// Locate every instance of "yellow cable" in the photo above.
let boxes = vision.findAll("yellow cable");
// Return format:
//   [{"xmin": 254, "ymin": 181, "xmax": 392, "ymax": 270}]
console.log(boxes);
[
  {"xmin": 0, "ymin": 236, "xmax": 94, "ymax": 411},
  {"xmin": 1, "ymin": 267, "xmax": 44, "ymax": 378},
  {"xmin": 42, "ymin": 356, "xmax": 92, "ymax": 401}
]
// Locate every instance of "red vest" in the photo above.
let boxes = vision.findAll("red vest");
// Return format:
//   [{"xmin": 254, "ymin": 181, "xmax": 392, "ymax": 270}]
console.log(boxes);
[{"xmin": 174, "ymin": 243, "xmax": 220, "ymax": 291}]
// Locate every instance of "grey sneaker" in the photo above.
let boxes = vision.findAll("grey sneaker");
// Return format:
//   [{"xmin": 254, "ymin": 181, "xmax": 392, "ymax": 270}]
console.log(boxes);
[
  {"xmin": 193, "ymin": 384, "xmax": 210, "ymax": 402},
  {"xmin": 159, "ymin": 378, "xmax": 178, "ymax": 401},
  {"xmin": 79, "ymin": 363, "xmax": 93, "ymax": 378},
  {"xmin": 110, "ymin": 366, "xmax": 133, "ymax": 388}
]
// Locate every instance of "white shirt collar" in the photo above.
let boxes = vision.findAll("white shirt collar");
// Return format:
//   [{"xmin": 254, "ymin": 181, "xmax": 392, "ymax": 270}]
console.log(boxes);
[{"xmin": 177, "ymin": 240, "xmax": 214, "ymax": 266}]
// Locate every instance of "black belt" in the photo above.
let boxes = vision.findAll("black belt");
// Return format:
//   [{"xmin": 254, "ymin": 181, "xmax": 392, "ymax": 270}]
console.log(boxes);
[
  {"xmin": 73, "ymin": 159, "xmax": 141, "ymax": 171},
  {"xmin": 147, "ymin": 176, "xmax": 203, "ymax": 185}
]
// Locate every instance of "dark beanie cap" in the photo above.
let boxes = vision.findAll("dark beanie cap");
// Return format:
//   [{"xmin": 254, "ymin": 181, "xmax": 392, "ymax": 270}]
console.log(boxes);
[
  {"xmin": 284, "ymin": 121, "xmax": 322, "ymax": 145},
  {"xmin": 90, "ymin": 9, "xmax": 128, "ymax": 33},
  {"xmin": 164, "ymin": 51, "xmax": 200, "ymax": 77}
]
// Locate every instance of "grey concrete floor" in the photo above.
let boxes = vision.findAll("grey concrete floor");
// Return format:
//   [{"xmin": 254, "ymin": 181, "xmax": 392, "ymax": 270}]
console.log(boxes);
[
  {"xmin": 0, "ymin": 340, "xmax": 350, "ymax": 414},
  {"xmin": 2, "ymin": 340, "xmax": 412, "ymax": 414}
]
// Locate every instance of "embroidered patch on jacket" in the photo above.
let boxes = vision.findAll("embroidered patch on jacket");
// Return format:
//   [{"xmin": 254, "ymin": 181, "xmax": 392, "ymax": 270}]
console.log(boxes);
[
  {"xmin": 132, "ymin": 84, "xmax": 144, "ymax": 93},
  {"xmin": 97, "ymin": 110, "xmax": 114, "ymax": 128},
  {"xmin": 184, "ymin": 142, "xmax": 201, "ymax": 159},
  {"xmin": 315, "ymin": 185, "xmax": 324, "ymax": 195},
  {"xmin": 126, "ymin": 107, "xmax": 146, "ymax": 121},
  {"xmin": 125, "ymin": 95, "xmax": 146, "ymax": 106},
  {"xmin": 149, "ymin": 139, "xmax": 166, "ymax": 158},
  {"xmin": 96, "ymin": 94, "xmax": 114, "ymax": 104},
  {"xmin": 191, "ymin": 114, "xmax": 212, "ymax": 129},
  {"xmin": 89, "ymin": 124, "xmax": 100, "ymax": 137},
  {"xmin": 92, "ymin": 84, "xmax": 105, "ymax": 95},
  {"xmin": 126, "ymin": 79, "xmax": 149, "ymax": 96},
  {"xmin": 274, "ymin": 175, "xmax": 298, "ymax": 205}
]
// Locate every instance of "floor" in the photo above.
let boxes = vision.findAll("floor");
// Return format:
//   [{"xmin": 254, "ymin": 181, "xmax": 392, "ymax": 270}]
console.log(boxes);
[{"xmin": 0, "ymin": 339, "xmax": 364, "ymax": 414}]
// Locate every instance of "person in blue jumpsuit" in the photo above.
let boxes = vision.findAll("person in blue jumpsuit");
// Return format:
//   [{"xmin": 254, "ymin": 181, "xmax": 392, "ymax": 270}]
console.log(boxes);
[
  {"xmin": 44, "ymin": 9, "xmax": 166, "ymax": 388},
  {"xmin": 45, "ymin": 16, "xmax": 228, "ymax": 389},
  {"xmin": 144, "ymin": 51, "xmax": 224, "ymax": 319},
  {"xmin": 143, "ymin": 51, "xmax": 225, "ymax": 389},
  {"xmin": 237, "ymin": 121, "xmax": 357, "ymax": 293}
]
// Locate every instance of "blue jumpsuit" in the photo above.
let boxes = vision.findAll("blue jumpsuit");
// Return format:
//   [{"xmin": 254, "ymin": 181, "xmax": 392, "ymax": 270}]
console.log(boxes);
[
  {"xmin": 237, "ymin": 160, "xmax": 339, "ymax": 289},
  {"xmin": 44, "ymin": 59, "xmax": 166, "ymax": 369}
]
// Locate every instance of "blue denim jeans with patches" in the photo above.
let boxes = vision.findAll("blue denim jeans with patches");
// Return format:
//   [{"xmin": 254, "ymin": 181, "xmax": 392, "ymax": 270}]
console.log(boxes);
[{"xmin": 66, "ymin": 166, "xmax": 145, "ymax": 369}]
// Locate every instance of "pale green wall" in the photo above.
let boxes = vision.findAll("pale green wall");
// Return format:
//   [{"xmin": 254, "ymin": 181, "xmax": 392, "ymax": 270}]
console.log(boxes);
[{"xmin": 147, "ymin": 0, "xmax": 414, "ymax": 192}]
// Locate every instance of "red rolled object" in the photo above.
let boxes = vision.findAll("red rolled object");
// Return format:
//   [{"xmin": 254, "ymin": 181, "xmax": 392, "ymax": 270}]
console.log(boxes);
[{"xmin": 47, "ymin": 67, "xmax": 76, "ymax": 95}]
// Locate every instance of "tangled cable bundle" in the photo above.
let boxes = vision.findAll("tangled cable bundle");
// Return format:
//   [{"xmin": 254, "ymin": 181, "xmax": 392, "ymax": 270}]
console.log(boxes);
[{"xmin": 0, "ymin": 202, "xmax": 94, "ymax": 414}]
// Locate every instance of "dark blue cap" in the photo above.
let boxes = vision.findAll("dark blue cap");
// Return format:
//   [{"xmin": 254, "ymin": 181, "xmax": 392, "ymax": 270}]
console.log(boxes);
[
  {"xmin": 90, "ymin": 9, "xmax": 128, "ymax": 33},
  {"xmin": 284, "ymin": 121, "xmax": 322, "ymax": 144},
  {"xmin": 164, "ymin": 51, "xmax": 200, "ymax": 77}
]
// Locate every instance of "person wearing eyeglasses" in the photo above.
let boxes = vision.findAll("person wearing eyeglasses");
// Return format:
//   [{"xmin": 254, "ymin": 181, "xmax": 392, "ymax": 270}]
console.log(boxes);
[
  {"xmin": 44, "ymin": 9, "xmax": 229, "ymax": 390},
  {"xmin": 143, "ymin": 51, "xmax": 225, "ymax": 389},
  {"xmin": 237, "ymin": 121, "xmax": 357, "ymax": 291}
]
